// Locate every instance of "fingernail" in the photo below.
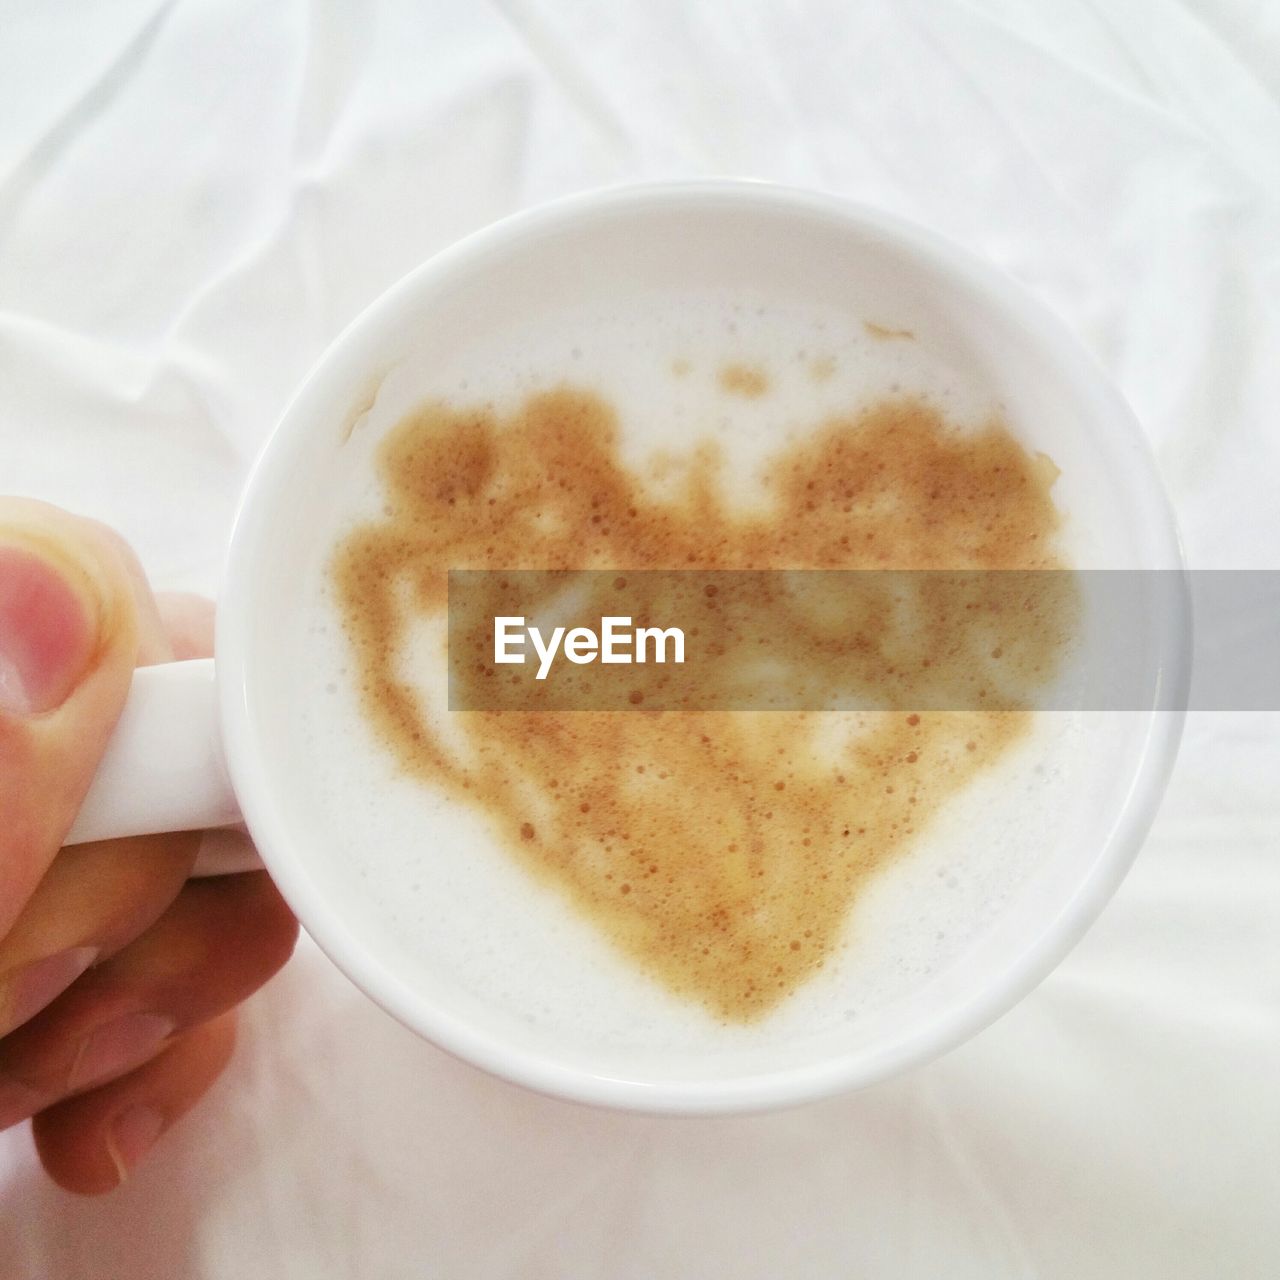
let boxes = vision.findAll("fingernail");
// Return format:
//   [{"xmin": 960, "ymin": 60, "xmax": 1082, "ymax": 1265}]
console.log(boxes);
[
  {"xmin": 0, "ymin": 540, "xmax": 101, "ymax": 715},
  {"xmin": 67, "ymin": 1013, "xmax": 176, "ymax": 1093},
  {"xmin": 0, "ymin": 945, "xmax": 99, "ymax": 1036},
  {"xmin": 0, "ymin": 1076, "xmax": 45, "ymax": 1131},
  {"xmin": 106, "ymin": 1105, "xmax": 165, "ymax": 1183},
  {"xmin": 192, "ymin": 827, "xmax": 261, "ymax": 876}
]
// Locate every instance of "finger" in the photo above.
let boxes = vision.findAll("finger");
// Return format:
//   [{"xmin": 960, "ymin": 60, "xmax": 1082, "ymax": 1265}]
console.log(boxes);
[
  {"xmin": 33, "ymin": 1012, "xmax": 237, "ymax": 1195},
  {"xmin": 0, "ymin": 509, "xmax": 191, "ymax": 1029},
  {"xmin": 154, "ymin": 592, "xmax": 215, "ymax": 661},
  {"xmin": 80, "ymin": 519, "xmax": 174, "ymax": 667},
  {"xmin": 0, "ymin": 833, "xmax": 198, "ymax": 1036},
  {"xmin": 0, "ymin": 597, "xmax": 217, "ymax": 1018},
  {"xmin": 0, "ymin": 500, "xmax": 144, "ymax": 937},
  {"xmin": 0, "ymin": 872, "xmax": 297, "ymax": 1128}
]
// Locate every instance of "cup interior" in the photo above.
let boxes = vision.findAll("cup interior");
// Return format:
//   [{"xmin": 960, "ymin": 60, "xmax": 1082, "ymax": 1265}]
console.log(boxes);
[{"xmin": 221, "ymin": 184, "xmax": 1186, "ymax": 1112}]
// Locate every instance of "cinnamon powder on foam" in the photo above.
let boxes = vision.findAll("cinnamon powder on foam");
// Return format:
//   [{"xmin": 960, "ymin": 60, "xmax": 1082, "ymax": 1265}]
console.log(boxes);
[{"xmin": 332, "ymin": 386, "xmax": 1073, "ymax": 1022}]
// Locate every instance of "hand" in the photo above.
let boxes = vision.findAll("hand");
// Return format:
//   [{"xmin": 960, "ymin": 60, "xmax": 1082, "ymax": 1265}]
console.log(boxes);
[{"xmin": 0, "ymin": 499, "xmax": 297, "ymax": 1193}]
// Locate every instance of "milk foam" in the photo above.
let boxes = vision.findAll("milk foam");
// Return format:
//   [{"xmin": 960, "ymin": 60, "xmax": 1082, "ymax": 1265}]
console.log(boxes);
[{"xmin": 287, "ymin": 292, "xmax": 1095, "ymax": 1072}]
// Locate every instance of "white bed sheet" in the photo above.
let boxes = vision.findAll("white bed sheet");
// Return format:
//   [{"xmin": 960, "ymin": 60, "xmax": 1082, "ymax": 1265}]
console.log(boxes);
[{"xmin": 1, "ymin": 2, "xmax": 1277, "ymax": 1276}]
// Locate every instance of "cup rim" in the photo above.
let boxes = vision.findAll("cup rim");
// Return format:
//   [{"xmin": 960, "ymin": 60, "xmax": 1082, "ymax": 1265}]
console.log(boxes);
[{"xmin": 218, "ymin": 179, "xmax": 1188, "ymax": 1114}]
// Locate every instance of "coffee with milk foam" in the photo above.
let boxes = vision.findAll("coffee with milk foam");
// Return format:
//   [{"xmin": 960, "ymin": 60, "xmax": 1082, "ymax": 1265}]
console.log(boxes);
[{"xmin": 290, "ymin": 293, "xmax": 1088, "ymax": 1073}]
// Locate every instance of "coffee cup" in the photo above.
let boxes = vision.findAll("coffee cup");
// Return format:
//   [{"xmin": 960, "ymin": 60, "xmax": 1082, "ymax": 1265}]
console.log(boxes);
[{"xmin": 65, "ymin": 182, "xmax": 1188, "ymax": 1113}]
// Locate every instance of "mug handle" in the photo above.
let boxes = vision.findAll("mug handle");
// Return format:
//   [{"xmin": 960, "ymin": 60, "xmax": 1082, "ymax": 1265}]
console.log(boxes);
[{"xmin": 63, "ymin": 660, "xmax": 260, "ymax": 875}]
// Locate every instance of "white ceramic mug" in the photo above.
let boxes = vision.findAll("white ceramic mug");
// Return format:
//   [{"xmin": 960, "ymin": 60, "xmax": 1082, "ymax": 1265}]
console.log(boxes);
[{"xmin": 65, "ymin": 182, "xmax": 1188, "ymax": 1113}]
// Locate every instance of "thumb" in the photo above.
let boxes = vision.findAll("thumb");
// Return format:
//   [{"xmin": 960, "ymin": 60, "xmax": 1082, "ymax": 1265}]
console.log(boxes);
[{"xmin": 0, "ymin": 500, "xmax": 140, "ymax": 939}]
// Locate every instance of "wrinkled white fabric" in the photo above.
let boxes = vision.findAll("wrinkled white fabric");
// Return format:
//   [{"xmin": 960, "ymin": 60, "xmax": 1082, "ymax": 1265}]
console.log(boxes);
[{"xmin": 2, "ymin": 1, "xmax": 1278, "ymax": 1276}]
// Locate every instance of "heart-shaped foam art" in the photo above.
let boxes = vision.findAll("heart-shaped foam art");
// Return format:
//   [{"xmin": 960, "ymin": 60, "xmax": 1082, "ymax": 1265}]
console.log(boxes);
[{"xmin": 333, "ymin": 386, "xmax": 1073, "ymax": 1022}]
